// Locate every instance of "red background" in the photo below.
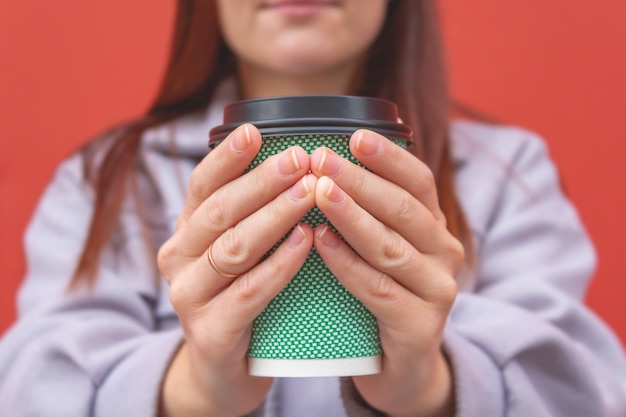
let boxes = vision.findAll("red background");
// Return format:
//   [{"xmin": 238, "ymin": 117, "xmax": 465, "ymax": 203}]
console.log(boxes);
[{"xmin": 1, "ymin": 1, "xmax": 625, "ymax": 344}]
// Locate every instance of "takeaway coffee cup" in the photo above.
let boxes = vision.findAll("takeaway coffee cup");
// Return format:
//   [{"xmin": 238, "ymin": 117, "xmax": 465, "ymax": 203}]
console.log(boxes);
[{"xmin": 209, "ymin": 96, "xmax": 412, "ymax": 377}]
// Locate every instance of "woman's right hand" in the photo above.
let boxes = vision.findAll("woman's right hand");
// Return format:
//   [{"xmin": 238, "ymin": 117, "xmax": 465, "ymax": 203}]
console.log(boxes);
[{"xmin": 157, "ymin": 124, "xmax": 316, "ymax": 417}]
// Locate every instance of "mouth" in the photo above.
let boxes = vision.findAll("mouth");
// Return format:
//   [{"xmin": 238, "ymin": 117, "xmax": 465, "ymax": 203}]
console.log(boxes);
[{"xmin": 261, "ymin": 0, "xmax": 340, "ymax": 18}]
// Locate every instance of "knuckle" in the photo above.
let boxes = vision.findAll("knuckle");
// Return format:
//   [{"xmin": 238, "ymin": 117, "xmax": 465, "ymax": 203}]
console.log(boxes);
[
  {"xmin": 265, "ymin": 199, "xmax": 282, "ymax": 221},
  {"xmin": 368, "ymin": 272, "xmax": 400, "ymax": 302},
  {"xmin": 175, "ymin": 216, "xmax": 185, "ymax": 231},
  {"xmin": 168, "ymin": 280, "xmax": 187, "ymax": 310},
  {"xmin": 437, "ymin": 277, "xmax": 458, "ymax": 308},
  {"xmin": 341, "ymin": 250, "xmax": 363, "ymax": 277},
  {"xmin": 249, "ymin": 158, "xmax": 272, "ymax": 190},
  {"xmin": 232, "ymin": 275, "xmax": 262, "ymax": 306},
  {"xmin": 409, "ymin": 251, "xmax": 428, "ymax": 273},
  {"xmin": 450, "ymin": 239, "xmax": 466, "ymax": 269},
  {"xmin": 441, "ymin": 236, "xmax": 466, "ymax": 273},
  {"xmin": 253, "ymin": 167, "xmax": 268, "ymax": 191},
  {"xmin": 418, "ymin": 168, "xmax": 436, "ymax": 194},
  {"xmin": 203, "ymin": 200, "xmax": 230, "ymax": 230},
  {"xmin": 157, "ymin": 239, "xmax": 177, "ymax": 278},
  {"xmin": 379, "ymin": 233, "xmax": 411, "ymax": 270},
  {"xmin": 187, "ymin": 168, "xmax": 206, "ymax": 200},
  {"xmin": 437, "ymin": 210, "xmax": 448, "ymax": 228},
  {"xmin": 220, "ymin": 230, "xmax": 248, "ymax": 267},
  {"xmin": 392, "ymin": 195, "xmax": 416, "ymax": 227},
  {"xmin": 350, "ymin": 168, "xmax": 368, "ymax": 199}
]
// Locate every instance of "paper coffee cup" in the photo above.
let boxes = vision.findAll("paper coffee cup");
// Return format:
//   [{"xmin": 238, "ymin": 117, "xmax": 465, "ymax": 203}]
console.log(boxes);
[{"xmin": 209, "ymin": 96, "xmax": 412, "ymax": 377}]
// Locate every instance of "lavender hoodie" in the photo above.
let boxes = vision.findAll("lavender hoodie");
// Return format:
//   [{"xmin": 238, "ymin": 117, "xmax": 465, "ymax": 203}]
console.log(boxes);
[{"xmin": 1, "ymin": 83, "xmax": 625, "ymax": 416}]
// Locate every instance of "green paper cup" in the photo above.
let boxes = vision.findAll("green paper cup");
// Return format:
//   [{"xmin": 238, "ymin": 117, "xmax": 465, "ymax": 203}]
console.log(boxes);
[{"xmin": 209, "ymin": 96, "xmax": 412, "ymax": 377}]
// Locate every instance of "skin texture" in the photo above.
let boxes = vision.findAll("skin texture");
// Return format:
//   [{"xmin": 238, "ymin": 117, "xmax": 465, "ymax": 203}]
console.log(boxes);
[
  {"xmin": 217, "ymin": 0, "xmax": 388, "ymax": 97},
  {"xmin": 310, "ymin": 132, "xmax": 460, "ymax": 417},
  {"xmin": 158, "ymin": 1, "xmax": 462, "ymax": 416},
  {"xmin": 160, "ymin": 125, "xmax": 318, "ymax": 416}
]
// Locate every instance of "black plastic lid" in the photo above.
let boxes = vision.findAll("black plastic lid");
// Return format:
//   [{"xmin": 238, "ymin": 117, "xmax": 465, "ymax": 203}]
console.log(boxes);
[{"xmin": 209, "ymin": 95, "xmax": 412, "ymax": 144}]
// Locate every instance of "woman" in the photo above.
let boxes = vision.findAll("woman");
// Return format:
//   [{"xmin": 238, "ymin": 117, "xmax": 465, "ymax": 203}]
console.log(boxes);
[{"xmin": 1, "ymin": 1, "xmax": 625, "ymax": 416}]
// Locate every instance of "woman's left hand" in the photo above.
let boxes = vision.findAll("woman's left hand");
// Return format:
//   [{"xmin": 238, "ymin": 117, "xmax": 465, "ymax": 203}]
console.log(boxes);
[{"xmin": 310, "ymin": 129, "xmax": 463, "ymax": 417}]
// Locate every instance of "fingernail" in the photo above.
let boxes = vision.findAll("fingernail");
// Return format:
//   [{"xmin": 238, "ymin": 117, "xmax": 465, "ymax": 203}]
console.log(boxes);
[
  {"xmin": 286, "ymin": 224, "xmax": 306, "ymax": 247},
  {"xmin": 355, "ymin": 131, "xmax": 381, "ymax": 156},
  {"xmin": 288, "ymin": 175, "xmax": 313, "ymax": 200},
  {"xmin": 315, "ymin": 148, "xmax": 342, "ymax": 177},
  {"xmin": 230, "ymin": 124, "xmax": 252, "ymax": 152},
  {"xmin": 319, "ymin": 177, "xmax": 344, "ymax": 204},
  {"xmin": 277, "ymin": 148, "xmax": 301, "ymax": 176},
  {"xmin": 317, "ymin": 225, "xmax": 340, "ymax": 249}
]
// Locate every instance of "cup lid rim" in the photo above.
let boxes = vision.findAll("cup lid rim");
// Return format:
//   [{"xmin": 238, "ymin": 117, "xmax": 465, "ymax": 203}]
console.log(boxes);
[{"xmin": 209, "ymin": 95, "xmax": 412, "ymax": 144}]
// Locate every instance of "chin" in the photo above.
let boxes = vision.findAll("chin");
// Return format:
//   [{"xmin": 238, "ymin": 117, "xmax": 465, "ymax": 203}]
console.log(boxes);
[
  {"xmin": 278, "ymin": 53, "xmax": 331, "ymax": 70},
  {"xmin": 266, "ymin": 43, "xmax": 346, "ymax": 72},
  {"xmin": 271, "ymin": 56, "xmax": 341, "ymax": 76}
]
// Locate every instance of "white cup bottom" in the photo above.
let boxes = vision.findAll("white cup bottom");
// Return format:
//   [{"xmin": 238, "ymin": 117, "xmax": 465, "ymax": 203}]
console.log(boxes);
[{"xmin": 248, "ymin": 355, "xmax": 381, "ymax": 377}]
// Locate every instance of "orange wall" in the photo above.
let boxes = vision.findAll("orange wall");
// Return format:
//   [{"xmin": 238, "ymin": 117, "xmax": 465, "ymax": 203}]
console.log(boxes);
[{"xmin": 1, "ymin": 2, "xmax": 625, "ymax": 344}]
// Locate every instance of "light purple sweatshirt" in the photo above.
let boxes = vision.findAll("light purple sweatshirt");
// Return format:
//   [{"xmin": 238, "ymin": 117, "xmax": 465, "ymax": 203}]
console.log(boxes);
[{"xmin": 1, "ymin": 82, "xmax": 625, "ymax": 416}]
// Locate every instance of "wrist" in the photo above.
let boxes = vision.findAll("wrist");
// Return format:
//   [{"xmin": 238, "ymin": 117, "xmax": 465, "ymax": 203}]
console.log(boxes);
[
  {"xmin": 354, "ymin": 348, "xmax": 456, "ymax": 417},
  {"xmin": 159, "ymin": 343, "xmax": 236, "ymax": 417},
  {"xmin": 390, "ymin": 350, "xmax": 456, "ymax": 417}
]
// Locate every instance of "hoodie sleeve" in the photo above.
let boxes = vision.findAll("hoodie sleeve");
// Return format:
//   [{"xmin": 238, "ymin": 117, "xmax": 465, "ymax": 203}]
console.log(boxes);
[
  {"xmin": 442, "ymin": 127, "xmax": 626, "ymax": 417},
  {"xmin": 0, "ymin": 153, "xmax": 184, "ymax": 416},
  {"xmin": 339, "ymin": 126, "xmax": 626, "ymax": 417}
]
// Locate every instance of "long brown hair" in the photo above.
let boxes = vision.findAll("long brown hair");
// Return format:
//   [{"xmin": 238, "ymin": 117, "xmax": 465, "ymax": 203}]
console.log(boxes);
[{"xmin": 71, "ymin": 0, "xmax": 471, "ymax": 287}]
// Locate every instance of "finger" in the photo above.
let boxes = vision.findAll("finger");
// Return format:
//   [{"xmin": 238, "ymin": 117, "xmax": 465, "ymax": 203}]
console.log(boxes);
[
  {"xmin": 311, "ymin": 147, "xmax": 452, "ymax": 254},
  {"xmin": 170, "ymin": 224, "xmax": 313, "ymax": 318},
  {"xmin": 166, "ymin": 174, "xmax": 316, "ymax": 306},
  {"xmin": 208, "ymin": 174, "xmax": 317, "ymax": 277},
  {"xmin": 349, "ymin": 129, "xmax": 443, "ymax": 220},
  {"xmin": 179, "ymin": 124, "xmax": 262, "ymax": 226},
  {"xmin": 312, "ymin": 224, "xmax": 425, "ymax": 327},
  {"xmin": 315, "ymin": 177, "xmax": 455, "ymax": 301},
  {"xmin": 175, "ymin": 145, "xmax": 310, "ymax": 258},
  {"xmin": 207, "ymin": 223, "xmax": 315, "ymax": 329},
  {"xmin": 314, "ymin": 224, "xmax": 457, "ymax": 349},
  {"xmin": 314, "ymin": 224, "xmax": 457, "ymax": 322}
]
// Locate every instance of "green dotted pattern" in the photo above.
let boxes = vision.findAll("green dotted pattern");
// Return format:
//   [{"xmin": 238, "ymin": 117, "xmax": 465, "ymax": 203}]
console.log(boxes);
[{"xmin": 240, "ymin": 133, "xmax": 406, "ymax": 360}]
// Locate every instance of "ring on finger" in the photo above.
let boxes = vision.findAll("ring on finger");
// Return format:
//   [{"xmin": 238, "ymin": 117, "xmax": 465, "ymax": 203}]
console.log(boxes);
[{"xmin": 207, "ymin": 242, "xmax": 239, "ymax": 279}]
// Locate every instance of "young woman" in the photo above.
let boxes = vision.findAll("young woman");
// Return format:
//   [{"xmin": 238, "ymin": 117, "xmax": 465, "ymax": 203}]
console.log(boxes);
[{"xmin": 1, "ymin": 1, "xmax": 625, "ymax": 416}]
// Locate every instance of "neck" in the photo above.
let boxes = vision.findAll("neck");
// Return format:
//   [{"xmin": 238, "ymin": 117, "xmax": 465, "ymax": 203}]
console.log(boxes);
[{"xmin": 236, "ymin": 60, "xmax": 363, "ymax": 99}]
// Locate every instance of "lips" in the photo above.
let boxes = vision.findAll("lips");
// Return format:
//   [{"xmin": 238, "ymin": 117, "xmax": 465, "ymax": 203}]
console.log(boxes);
[
  {"xmin": 261, "ymin": 0, "xmax": 340, "ymax": 10},
  {"xmin": 264, "ymin": 0, "xmax": 338, "ymax": 6},
  {"xmin": 260, "ymin": 0, "xmax": 339, "ymax": 18}
]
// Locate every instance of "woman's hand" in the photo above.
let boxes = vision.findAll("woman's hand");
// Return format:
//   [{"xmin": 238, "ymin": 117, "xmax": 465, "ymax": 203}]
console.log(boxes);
[
  {"xmin": 157, "ymin": 124, "xmax": 316, "ymax": 417},
  {"xmin": 310, "ymin": 129, "xmax": 463, "ymax": 417}
]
